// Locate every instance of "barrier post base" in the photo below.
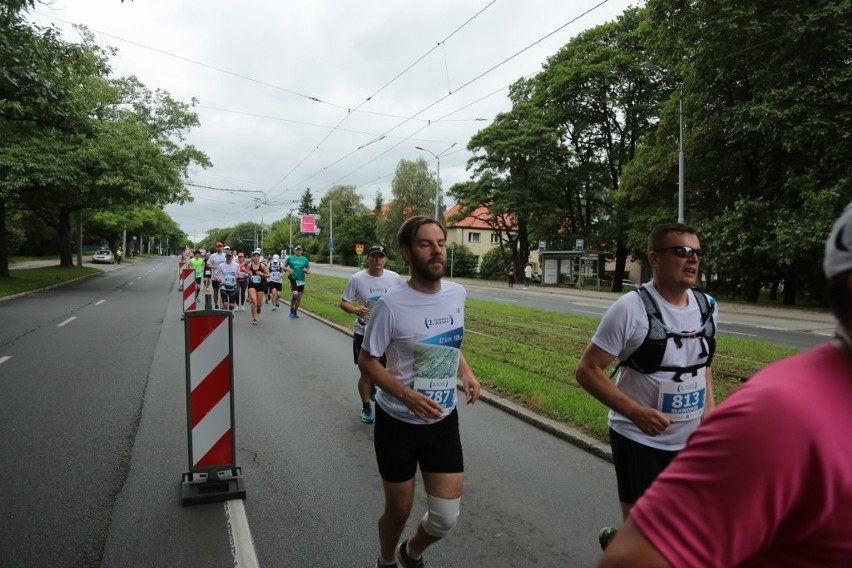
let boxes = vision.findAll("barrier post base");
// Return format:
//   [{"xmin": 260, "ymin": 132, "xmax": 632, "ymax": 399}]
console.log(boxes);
[{"xmin": 181, "ymin": 467, "xmax": 246, "ymax": 506}]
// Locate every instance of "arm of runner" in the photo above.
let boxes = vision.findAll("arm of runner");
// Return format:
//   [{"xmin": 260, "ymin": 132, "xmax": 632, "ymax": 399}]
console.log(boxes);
[
  {"xmin": 576, "ymin": 343, "xmax": 673, "ymax": 436},
  {"xmin": 339, "ymin": 298, "xmax": 368, "ymax": 317},
  {"xmin": 597, "ymin": 517, "xmax": 671, "ymax": 568},
  {"xmin": 358, "ymin": 351, "xmax": 443, "ymax": 420},
  {"xmin": 458, "ymin": 352, "xmax": 480, "ymax": 404}
]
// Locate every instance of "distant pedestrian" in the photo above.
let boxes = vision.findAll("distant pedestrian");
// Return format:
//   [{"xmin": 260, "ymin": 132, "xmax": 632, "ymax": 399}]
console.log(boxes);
[
  {"xmin": 507, "ymin": 262, "xmax": 516, "ymax": 288},
  {"xmin": 116, "ymin": 247, "xmax": 123, "ymax": 264},
  {"xmin": 524, "ymin": 263, "xmax": 532, "ymax": 289}
]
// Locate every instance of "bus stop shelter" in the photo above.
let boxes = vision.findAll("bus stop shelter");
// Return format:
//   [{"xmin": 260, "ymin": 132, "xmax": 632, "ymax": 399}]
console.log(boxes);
[{"xmin": 538, "ymin": 251, "xmax": 604, "ymax": 290}]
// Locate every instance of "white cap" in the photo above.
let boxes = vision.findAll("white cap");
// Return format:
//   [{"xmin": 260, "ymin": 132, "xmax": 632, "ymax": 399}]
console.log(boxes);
[
  {"xmin": 272, "ymin": 254, "xmax": 280, "ymax": 261},
  {"xmin": 825, "ymin": 203, "xmax": 852, "ymax": 279}
]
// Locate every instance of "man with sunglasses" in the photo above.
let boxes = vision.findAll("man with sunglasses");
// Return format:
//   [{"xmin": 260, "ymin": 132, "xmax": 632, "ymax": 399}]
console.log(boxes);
[
  {"xmin": 597, "ymin": 209, "xmax": 852, "ymax": 567},
  {"xmin": 576, "ymin": 222, "xmax": 718, "ymax": 550}
]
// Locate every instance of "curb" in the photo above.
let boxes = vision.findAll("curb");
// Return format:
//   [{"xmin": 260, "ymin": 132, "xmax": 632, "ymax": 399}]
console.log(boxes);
[{"xmin": 297, "ymin": 305, "xmax": 614, "ymax": 463}]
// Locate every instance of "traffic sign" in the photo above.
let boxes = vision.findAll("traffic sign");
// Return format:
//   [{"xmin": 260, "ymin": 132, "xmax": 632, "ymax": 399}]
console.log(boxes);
[
  {"xmin": 576, "ymin": 239, "xmax": 584, "ymax": 252},
  {"xmin": 539, "ymin": 240, "xmax": 546, "ymax": 252}
]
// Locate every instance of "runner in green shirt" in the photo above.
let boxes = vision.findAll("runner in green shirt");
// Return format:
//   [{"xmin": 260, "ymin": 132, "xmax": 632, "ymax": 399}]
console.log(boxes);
[{"xmin": 284, "ymin": 245, "xmax": 311, "ymax": 318}]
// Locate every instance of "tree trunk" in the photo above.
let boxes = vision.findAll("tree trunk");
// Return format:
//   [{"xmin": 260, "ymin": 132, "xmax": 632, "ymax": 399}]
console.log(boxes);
[
  {"xmin": 744, "ymin": 276, "xmax": 761, "ymax": 303},
  {"xmin": 782, "ymin": 272, "xmax": 798, "ymax": 306},
  {"xmin": 611, "ymin": 240, "xmax": 629, "ymax": 292},
  {"xmin": 58, "ymin": 206, "xmax": 74, "ymax": 267}
]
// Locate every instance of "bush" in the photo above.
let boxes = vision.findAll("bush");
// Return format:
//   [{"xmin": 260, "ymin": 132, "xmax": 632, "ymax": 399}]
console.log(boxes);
[
  {"xmin": 447, "ymin": 245, "xmax": 478, "ymax": 278},
  {"xmin": 479, "ymin": 247, "xmax": 512, "ymax": 281}
]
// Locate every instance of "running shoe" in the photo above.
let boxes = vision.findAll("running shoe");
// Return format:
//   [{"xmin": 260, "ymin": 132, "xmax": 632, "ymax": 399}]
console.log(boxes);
[
  {"xmin": 396, "ymin": 540, "xmax": 424, "ymax": 568},
  {"xmin": 375, "ymin": 559, "xmax": 397, "ymax": 568},
  {"xmin": 272, "ymin": 306, "xmax": 277, "ymax": 311},
  {"xmin": 275, "ymin": 300, "xmax": 280, "ymax": 308},
  {"xmin": 288, "ymin": 311, "xmax": 295, "ymax": 319},
  {"xmin": 370, "ymin": 385, "xmax": 377, "ymax": 402},
  {"xmin": 252, "ymin": 318, "xmax": 257, "ymax": 326},
  {"xmin": 598, "ymin": 526, "xmax": 618, "ymax": 550},
  {"xmin": 293, "ymin": 311, "xmax": 299, "ymax": 318},
  {"xmin": 361, "ymin": 407, "xmax": 375, "ymax": 424}
]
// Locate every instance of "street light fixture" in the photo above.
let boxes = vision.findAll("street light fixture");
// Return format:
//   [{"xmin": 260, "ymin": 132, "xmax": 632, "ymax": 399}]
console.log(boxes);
[
  {"xmin": 415, "ymin": 143, "xmax": 457, "ymax": 221},
  {"xmin": 642, "ymin": 62, "xmax": 685, "ymax": 224}
]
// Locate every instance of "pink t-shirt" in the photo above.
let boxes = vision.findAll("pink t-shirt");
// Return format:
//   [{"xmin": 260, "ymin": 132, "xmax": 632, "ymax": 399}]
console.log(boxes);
[{"xmin": 631, "ymin": 343, "xmax": 852, "ymax": 567}]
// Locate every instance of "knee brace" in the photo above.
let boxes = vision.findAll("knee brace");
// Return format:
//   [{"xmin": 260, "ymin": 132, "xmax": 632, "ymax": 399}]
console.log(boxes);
[
  {"xmin": 291, "ymin": 292, "xmax": 299, "ymax": 302},
  {"xmin": 421, "ymin": 495, "xmax": 460, "ymax": 539}
]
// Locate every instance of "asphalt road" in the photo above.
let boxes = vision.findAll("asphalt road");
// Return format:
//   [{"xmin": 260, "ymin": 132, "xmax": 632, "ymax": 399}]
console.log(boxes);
[{"xmin": 1, "ymin": 257, "xmax": 620, "ymax": 567}]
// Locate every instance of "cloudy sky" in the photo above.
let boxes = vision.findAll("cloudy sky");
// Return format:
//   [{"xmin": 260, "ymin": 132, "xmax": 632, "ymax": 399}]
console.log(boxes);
[{"xmin": 30, "ymin": 0, "xmax": 637, "ymax": 242}]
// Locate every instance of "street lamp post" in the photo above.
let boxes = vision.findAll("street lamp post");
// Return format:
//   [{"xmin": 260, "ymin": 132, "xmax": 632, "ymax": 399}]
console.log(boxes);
[
  {"xmin": 642, "ymin": 62, "xmax": 685, "ymax": 223},
  {"xmin": 677, "ymin": 90, "xmax": 685, "ymax": 224},
  {"xmin": 415, "ymin": 143, "xmax": 457, "ymax": 221}
]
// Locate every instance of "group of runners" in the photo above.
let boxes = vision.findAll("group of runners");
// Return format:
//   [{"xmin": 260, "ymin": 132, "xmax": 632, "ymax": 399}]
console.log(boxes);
[{"xmin": 184, "ymin": 241, "xmax": 311, "ymax": 324}]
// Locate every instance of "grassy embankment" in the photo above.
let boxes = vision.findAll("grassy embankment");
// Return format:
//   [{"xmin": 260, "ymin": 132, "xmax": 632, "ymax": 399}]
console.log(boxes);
[
  {"xmin": 0, "ymin": 265, "xmax": 100, "ymax": 298},
  {"xmin": 298, "ymin": 273, "xmax": 800, "ymax": 442}
]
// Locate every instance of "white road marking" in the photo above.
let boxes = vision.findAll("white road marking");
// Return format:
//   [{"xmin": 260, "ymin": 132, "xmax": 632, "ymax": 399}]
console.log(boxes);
[
  {"xmin": 0, "ymin": 356, "xmax": 11, "ymax": 366},
  {"xmin": 719, "ymin": 330, "xmax": 756, "ymax": 337},
  {"xmin": 573, "ymin": 309, "xmax": 604, "ymax": 316},
  {"xmin": 128, "ymin": 282, "xmax": 134, "ymax": 286},
  {"xmin": 225, "ymin": 499, "xmax": 260, "ymax": 568},
  {"xmin": 57, "ymin": 317, "xmax": 76, "ymax": 327},
  {"xmin": 95, "ymin": 299, "xmax": 106, "ymax": 305}
]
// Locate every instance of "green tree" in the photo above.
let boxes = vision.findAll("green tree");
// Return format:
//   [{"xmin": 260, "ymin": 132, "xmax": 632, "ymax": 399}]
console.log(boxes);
[
  {"xmin": 298, "ymin": 188, "xmax": 318, "ymax": 215},
  {"xmin": 377, "ymin": 158, "xmax": 436, "ymax": 256},
  {"xmin": 627, "ymin": 0, "xmax": 852, "ymax": 303}
]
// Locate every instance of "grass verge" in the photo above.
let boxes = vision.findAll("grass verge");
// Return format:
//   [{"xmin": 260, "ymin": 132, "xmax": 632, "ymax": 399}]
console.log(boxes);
[
  {"xmin": 0, "ymin": 266, "xmax": 100, "ymax": 298},
  {"xmin": 300, "ymin": 273, "xmax": 800, "ymax": 442}
]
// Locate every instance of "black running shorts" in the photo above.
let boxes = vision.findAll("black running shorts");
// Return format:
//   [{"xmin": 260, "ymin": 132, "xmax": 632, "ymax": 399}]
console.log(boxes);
[
  {"xmin": 353, "ymin": 333, "xmax": 387, "ymax": 366},
  {"xmin": 374, "ymin": 405, "xmax": 463, "ymax": 483},
  {"xmin": 609, "ymin": 428, "xmax": 678, "ymax": 504}
]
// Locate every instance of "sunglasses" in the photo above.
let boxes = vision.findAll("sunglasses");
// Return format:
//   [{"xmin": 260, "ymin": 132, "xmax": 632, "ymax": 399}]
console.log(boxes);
[{"xmin": 656, "ymin": 246, "xmax": 704, "ymax": 259}]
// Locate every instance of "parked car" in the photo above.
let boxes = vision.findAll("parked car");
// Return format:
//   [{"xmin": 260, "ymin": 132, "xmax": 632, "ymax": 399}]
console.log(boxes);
[
  {"xmin": 621, "ymin": 279, "xmax": 640, "ymax": 290},
  {"xmin": 91, "ymin": 249, "xmax": 115, "ymax": 264}
]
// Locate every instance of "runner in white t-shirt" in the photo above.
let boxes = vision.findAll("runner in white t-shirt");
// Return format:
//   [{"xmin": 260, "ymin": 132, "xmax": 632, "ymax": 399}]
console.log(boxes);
[
  {"xmin": 212, "ymin": 250, "xmax": 241, "ymax": 311},
  {"xmin": 340, "ymin": 245, "xmax": 404, "ymax": 424},
  {"xmin": 359, "ymin": 216, "xmax": 481, "ymax": 568},
  {"xmin": 267, "ymin": 254, "xmax": 285, "ymax": 310},
  {"xmin": 576, "ymin": 222, "xmax": 718, "ymax": 551}
]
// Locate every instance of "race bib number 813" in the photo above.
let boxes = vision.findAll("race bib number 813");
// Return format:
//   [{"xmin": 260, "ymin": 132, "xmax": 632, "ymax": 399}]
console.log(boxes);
[{"xmin": 657, "ymin": 379, "xmax": 705, "ymax": 422}]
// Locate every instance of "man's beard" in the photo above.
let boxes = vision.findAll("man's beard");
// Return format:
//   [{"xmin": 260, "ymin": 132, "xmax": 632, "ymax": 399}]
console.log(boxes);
[{"xmin": 409, "ymin": 252, "xmax": 444, "ymax": 282}]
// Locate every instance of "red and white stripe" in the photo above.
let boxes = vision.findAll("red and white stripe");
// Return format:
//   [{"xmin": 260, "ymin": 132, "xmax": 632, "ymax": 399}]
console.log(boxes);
[
  {"xmin": 182, "ymin": 269, "xmax": 196, "ymax": 312},
  {"xmin": 187, "ymin": 314, "xmax": 234, "ymax": 468}
]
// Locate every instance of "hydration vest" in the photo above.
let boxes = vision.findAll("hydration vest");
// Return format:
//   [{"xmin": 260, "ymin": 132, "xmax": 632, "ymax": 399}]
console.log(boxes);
[{"xmin": 620, "ymin": 285, "xmax": 716, "ymax": 382}]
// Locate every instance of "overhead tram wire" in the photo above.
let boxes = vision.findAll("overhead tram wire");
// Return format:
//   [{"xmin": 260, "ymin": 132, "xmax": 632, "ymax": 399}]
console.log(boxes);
[
  {"xmin": 269, "ymin": 0, "xmax": 615, "ymax": 201},
  {"xmin": 264, "ymin": 0, "xmax": 498, "ymax": 197},
  {"xmin": 35, "ymin": 12, "xmax": 351, "ymax": 112}
]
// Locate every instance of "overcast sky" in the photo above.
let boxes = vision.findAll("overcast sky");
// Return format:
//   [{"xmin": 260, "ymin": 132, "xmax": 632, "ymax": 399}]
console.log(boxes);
[{"xmin": 30, "ymin": 0, "xmax": 637, "ymax": 242}]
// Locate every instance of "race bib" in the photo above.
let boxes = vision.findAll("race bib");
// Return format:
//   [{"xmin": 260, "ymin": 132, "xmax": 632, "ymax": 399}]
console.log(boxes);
[
  {"xmin": 222, "ymin": 273, "xmax": 237, "ymax": 287},
  {"xmin": 204, "ymin": 270, "xmax": 212, "ymax": 277},
  {"xmin": 657, "ymin": 379, "xmax": 705, "ymax": 422},
  {"xmin": 271, "ymin": 270, "xmax": 281, "ymax": 279},
  {"xmin": 295, "ymin": 279, "xmax": 305, "ymax": 286},
  {"xmin": 413, "ymin": 377, "xmax": 456, "ymax": 416},
  {"xmin": 250, "ymin": 275, "xmax": 262, "ymax": 284}
]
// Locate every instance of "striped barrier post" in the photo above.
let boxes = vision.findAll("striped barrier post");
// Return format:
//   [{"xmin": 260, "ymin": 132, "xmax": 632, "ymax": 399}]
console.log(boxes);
[
  {"xmin": 181, "ymin": 310, "xmax": 245, "ymax": 506},
  {"xmin": 181, "ymin": 269, "xmax": 196, "ymax": 315},
  {"xmin": 178, "ymin": 257, "xmax": 186, "ymax": 291}
]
